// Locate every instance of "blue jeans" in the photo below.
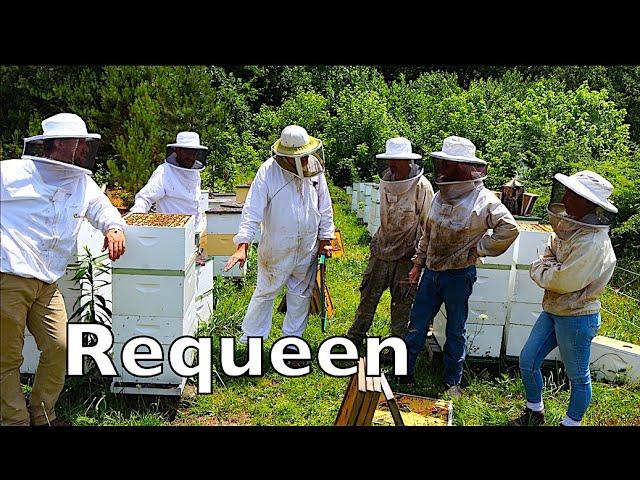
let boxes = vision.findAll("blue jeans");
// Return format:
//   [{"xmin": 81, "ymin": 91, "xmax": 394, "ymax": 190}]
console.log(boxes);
[
  {"xmin": 519, "ymin": 311, "xmax": 601, "ymax": 422},
  {"xmin": 405, "ymin": 266, "xmax": 476, "ymax": 386}
]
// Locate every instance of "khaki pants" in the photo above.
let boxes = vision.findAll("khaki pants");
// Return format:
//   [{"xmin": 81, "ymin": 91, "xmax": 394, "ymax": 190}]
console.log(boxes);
[
  {"xmin": 0, "ymin": 273, "xmax": 67, "ymax": 426},
  {"xmin": 347, "ymin": 256, "xmax": 416, "ymax": 345}
]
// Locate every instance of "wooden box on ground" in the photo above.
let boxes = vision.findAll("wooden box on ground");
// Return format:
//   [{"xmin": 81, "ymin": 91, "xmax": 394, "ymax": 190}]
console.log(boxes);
[{"xmin": 372, "ymin": 393, "xmax": 453, "ymax": 426}]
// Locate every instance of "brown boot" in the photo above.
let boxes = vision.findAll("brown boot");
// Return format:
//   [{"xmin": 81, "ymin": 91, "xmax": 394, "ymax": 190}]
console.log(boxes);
[{"xmin": 509, "ymin": 408, "xmax": 545, "ymax": 426}]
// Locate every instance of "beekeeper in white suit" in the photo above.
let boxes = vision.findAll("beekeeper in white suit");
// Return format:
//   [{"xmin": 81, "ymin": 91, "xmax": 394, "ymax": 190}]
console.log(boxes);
[
  {"xmin": 510, "ymin": 171, "xmax": 617, "ymax": 427},
  {"xmin": 1, "ymin": 113, "xmax": 126, "ymax": 426},
  {"xmin": 224, "ymin": 125, "xmax": 335, "ymax": 346},
  {"xmin": 130, "ymin": 131, "xmax": 208, "ymax": 239}
]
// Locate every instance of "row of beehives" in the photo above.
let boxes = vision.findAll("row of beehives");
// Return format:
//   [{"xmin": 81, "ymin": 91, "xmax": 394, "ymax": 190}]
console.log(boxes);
[{"xmin": 345, "ymin": 183, "xmax": 640, "ymax": 382}]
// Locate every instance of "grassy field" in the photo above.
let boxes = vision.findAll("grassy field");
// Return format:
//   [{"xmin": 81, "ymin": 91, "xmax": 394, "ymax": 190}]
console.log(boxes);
[{"xmin": 35, "ymin": 185, "xmax": 640, "ymax": 426}]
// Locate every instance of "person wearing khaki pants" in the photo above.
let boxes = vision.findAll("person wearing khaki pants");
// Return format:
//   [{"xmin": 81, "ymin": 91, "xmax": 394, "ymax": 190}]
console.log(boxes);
[
  {"xmin": 1, "ymin": 274, "xmax": 68, "ymax": 425},
  {"xmin": 0, "ymin": 113, "xmax": 126, "ymax": 426}
]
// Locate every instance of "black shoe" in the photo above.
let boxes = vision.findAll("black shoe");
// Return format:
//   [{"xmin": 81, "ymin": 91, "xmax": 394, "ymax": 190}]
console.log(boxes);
[{"xmin": 509, "ymin": 408, "xmax": 545, "ymax": 426}]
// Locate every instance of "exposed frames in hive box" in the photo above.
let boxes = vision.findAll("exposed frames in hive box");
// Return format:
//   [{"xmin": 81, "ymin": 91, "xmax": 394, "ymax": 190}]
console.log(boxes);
[{"xmin": 123, "ymin": 212, "xmax": 192, "ymax": 227}]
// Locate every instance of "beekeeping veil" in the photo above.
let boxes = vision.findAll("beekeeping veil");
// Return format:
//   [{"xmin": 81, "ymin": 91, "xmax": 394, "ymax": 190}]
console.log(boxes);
[
  {"xmin": 548, "ymin": 170, "xmax": 617, "ymax": 239},
  {"xmin": 430, "ymin": 136, "xmax": 487, "ymax": 185},
  {"xmin": 271, "ymin": 125, "xmax": 325, "ymax": 179},
  {"xmin": 166, "ymin": 131, "xmax": 208, "ymax": 171},
  {"xmin": 22, "ymin": 113, "xmax": 101, "ymax": 174},
  {"xmin": 376, "ymin": 137, "xmax": 424, "ymax": 194}
]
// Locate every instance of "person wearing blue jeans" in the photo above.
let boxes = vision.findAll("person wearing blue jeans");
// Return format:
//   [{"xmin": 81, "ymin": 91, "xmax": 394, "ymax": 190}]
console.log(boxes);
[
  {"xmin": 403, "ymin": 136, "xmax": 518, "ymax": 398},
  {"xmin": 406, "ymin": 266, "xmax": 477, "ymax": 387},
  {"xmin": 510, "ymin": 171, "xmax": 617, "ymax": 426}
]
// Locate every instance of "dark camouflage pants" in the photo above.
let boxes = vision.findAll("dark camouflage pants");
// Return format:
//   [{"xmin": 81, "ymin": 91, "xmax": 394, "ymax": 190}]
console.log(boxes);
[{"xmin": 347, "ymin": 255, "xmax": 416, "ymax": 345}]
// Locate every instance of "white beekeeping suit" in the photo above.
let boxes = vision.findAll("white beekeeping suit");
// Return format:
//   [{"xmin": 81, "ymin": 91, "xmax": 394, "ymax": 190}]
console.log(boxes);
[
  {"xmin": 231, "ymin": 125, "xmax": 335, "ymax": 342},
  {"xmin": 1, "ymin": 113, "xmax": 126, "ymax": 283},
  {"xmin": 130, "ymin": 131, "xmax": 208, "ymax": 234}
]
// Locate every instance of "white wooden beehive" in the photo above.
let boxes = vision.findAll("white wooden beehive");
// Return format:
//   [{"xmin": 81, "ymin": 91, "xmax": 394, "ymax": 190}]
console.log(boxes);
[
  {"xmin": 515, "ymin": 226, "xmax": 553, "ymax": 266},
  {"xmin": 590, "ymin": 336, "xmax": 640, "ymax": 382},
  {"xmin": 112, "ymin": 298, "xmax": 197, "ymax": 344},
  {"xmin": 113, "ymin": 214, "xmax": 196, "ymax": 271},
  {"xmin": 111, "ymin": 334, "xmax": 198, "ymax": 385},
  {"xmin": 196, "ymin": 257, "xmax": 214, "ymax": 299},
  {"xmin": 512, "ymin": 267, "xmax": 545, "ymax": 304},
  {"xmin": 469, "ymin": 266, "xmax": 514, "ymax": 303},
  {"xmin": 195, "ymin": 290, "xmax": 214, "ymax": 326},
  {"xmin": 433, "ymin": 311, "xmax": 503, "ymax": 358},
  {"xmin": 351, "ymin": 183, "xmax": 360, "ymax": 212},
  {"xmin": 509, "ymin": 302, "xmax": 545, "ymax": 327},
  {"xmin": 206, "ymin": 204, "xmax": 243, "ymax": 235},
  {"xmin": 111, "ymin": 263, "xmax": 196, "ymax": 317},
  {"xmin": 504, "ymin": 323, "xmax": 561, "ymax": 360}
]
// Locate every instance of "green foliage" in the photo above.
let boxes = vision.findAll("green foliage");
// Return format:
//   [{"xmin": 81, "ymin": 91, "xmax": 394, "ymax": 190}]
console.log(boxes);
[{"xmin": 68, "ymin": 246, "xmax": 112, "ymax": 327}]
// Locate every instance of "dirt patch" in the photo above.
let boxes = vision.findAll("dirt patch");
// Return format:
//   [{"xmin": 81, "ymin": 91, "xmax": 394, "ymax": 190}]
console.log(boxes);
[{"xmin": 172, "ymin": 411, "xmax": 252, "ymax": 426}]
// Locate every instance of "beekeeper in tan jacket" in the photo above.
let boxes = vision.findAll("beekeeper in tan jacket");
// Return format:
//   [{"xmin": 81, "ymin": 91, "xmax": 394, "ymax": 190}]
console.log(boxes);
[
  {"xmin": 402, "ymin": 136, "xmax": 519, "ymax": 398},
  {"xmin": 510, "ymin": 170, "xmax": 617, "ymax": 427},
  {"xmin": 346, "ymin": 137, "xmax": 434, "ymax": 352}
]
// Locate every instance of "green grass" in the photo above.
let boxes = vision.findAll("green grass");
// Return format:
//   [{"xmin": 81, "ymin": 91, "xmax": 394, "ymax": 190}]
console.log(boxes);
[{"xmin": 38, "ymin": 184, "xmax": 640, "ymax": 426}]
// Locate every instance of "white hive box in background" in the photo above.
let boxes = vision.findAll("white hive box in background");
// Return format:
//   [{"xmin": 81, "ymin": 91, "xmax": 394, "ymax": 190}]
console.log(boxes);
[
  {"xmin": 357, "ymin": 184, "xmax": 366, "ymax": 219},
  {"xmin": 590, "ymin": 336, "xmax": 640, "ymax": 383},
  {"xmin": 363, "ymin": 202, "xmax": 370, "ymax": 225},
  {"xmin": 351, "ymin": 183, "xmax": 360, "ymax": 212},
  {"xmin": 433, "ymin": 311, "xmax": 503, "ymax": 358},
  {"xmin": 114, "ymin": 213, "xmax": 196, "ymax": 271},
  {"xmin": 195, "ymin": 290, "xmax": 214, "ymax": 325},
  {"xmin": 469, "ymin": 266, "xmax": 514, "ymax": 303},
  {"xmin": 206, "ymin": 202, "xmax": 243, "ymax": 235},
  {"xmin": 112, "ymin": 263, "xmax": 196, "ymax": 317},
  {"xmin": 196, "ymin": 257, "xmax": 214, "ymax": 299},
  {"xmin": 367, "ymin": 191, "xmax": 378, "ymax": 226},
  {"xmin": 199, "ymin": 190, "xmax": 209, "ymax": 217},
  {"xmin": 515, "ymin": 224, "xmax": 553, "ymax": 266},
  {"xmin": 345, "ymin": 186, "xmax": 352, "ymax": 195},
  {"xmin": 512, "ymin": 267, "xmax": 545, "ymax": 304},
  {"xmin": 505, "ymin": 323, "xmax": 561, "ymax": 361},
  {"xmin": 509, "ymin": 302, "xmax": 544, "ymax": 327}
]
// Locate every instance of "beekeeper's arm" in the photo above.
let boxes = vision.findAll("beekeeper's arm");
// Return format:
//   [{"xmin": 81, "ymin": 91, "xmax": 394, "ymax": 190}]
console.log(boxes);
[
  {"xmin": 129, "ymin": 169, "xmax": 165, "ymax": 213},
  {"xmin": 530, "ymin": 235, "xmax": 603, "ymax": 294},
  {"xmin": 225, "ymin": 168, "xmax": 268, "ymax": 271},
  {"xmin": 85, "ymin": 179, "xmax": 127, "ymax": 261},
  {"xmin": 317, "ymin": 173, "xmax": 336, "ymax": 256},
  {"xmin": 476, "ymin": 199, "xmax": 519, "ymax": 259},
  {"xmin": 418, "ymin": 180, "xmax": 434, "ymax": 239}
]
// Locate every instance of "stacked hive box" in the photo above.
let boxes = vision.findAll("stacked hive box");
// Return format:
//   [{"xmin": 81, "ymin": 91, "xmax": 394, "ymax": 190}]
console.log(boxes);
[
  {"xmin": 504, "ymin": 223, "xmax": 559, "ymax": 360},
  {"xmin": 350, "ymin": 182, "xmax": 360, "ymax": 212},
  {"xmin": 356, "ymin": 183, "xmax": 367, "ymax": 220},
  {"xmin": 110, "ymin": 213, "xmax": 197, "ymax": 392},
  {"xmin": 21, "ymin": 220, "xmax": 111, "ymax": 374},
  {"xmin": 367, "ymin": 185, "xmax": 380, "ymax": 236},
  {"xmin": 433, "ymin": 231, "xmax": 518, "ymax": 358}
]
